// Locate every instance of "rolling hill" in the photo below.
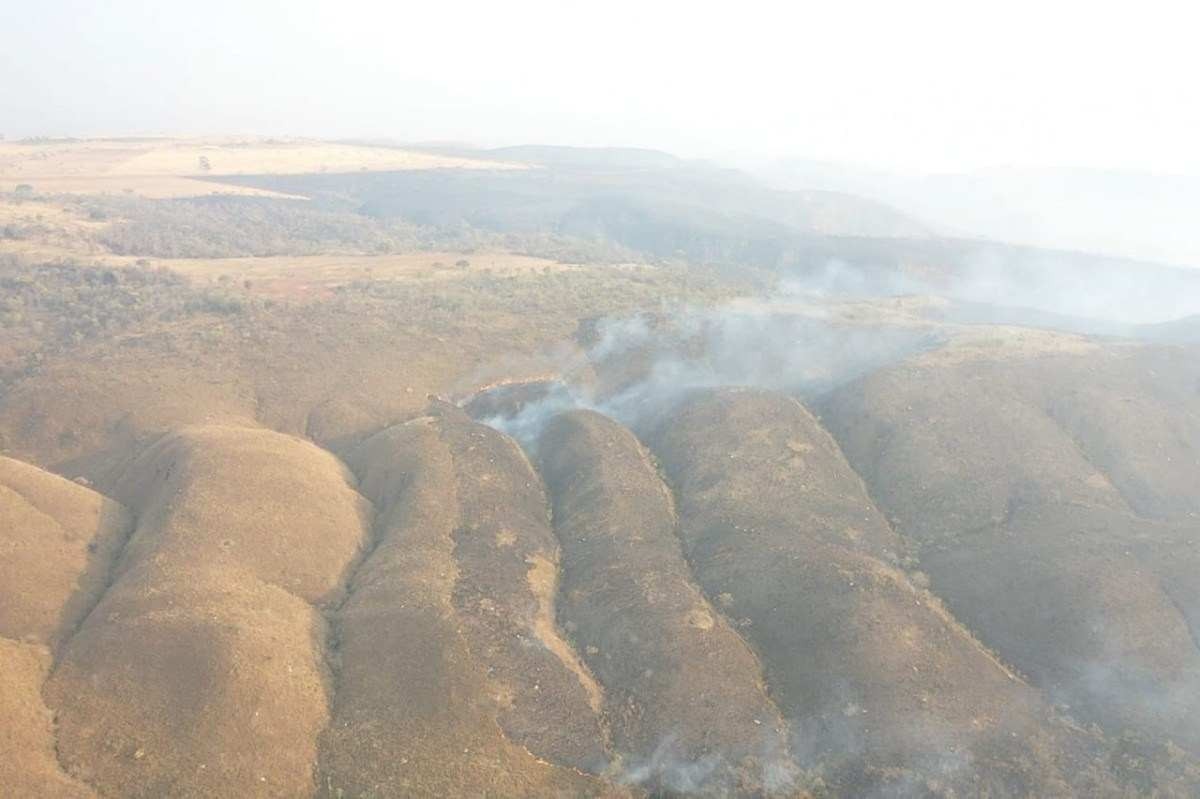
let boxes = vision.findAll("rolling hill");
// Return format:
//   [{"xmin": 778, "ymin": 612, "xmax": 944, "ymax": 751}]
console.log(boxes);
[{"xmin": 3, "ymin": 138, "xmax": 1199, "ymax": 797}]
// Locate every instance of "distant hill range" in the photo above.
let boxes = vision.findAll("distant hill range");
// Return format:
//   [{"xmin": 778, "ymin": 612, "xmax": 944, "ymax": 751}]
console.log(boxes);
[
  {"xmin": 222, "ymin": 143, "xmax": 932, "ymax": 245},
  {"xmin": 755, "ymin": 159, "xmax": 1200, "ymax": 269},
  {"xmin": 217, "ymin": 145, "xmax": 1200, "ymax": 324}
]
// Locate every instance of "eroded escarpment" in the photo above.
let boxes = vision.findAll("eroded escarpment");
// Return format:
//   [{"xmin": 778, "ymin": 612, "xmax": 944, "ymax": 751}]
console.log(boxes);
[
  {"xmin": 646, "ymin": 387, "xmax": 1139, "ymax": 797},
  {"xmin": 42, "ymin": 425, "xmax": 373, "ymax": 798},
  {"xmin": 317, "ymin": 411, "xmax": 620, "ymax": 798},
  {"xmin": 820, "ymin": 340, "xmax": 1200, "ymax": 755}
]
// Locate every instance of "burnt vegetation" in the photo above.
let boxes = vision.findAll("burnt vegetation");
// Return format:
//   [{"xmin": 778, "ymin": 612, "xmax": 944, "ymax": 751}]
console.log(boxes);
[{"xmin": 3, "ymin": 143, "xmax": 1200, "ymax": 798}]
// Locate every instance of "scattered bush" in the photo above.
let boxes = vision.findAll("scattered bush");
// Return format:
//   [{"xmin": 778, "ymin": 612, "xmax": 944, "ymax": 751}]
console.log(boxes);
[
  {"xmin": 0, "ymin": 255, "xmax": 264, "ymax": 387},
  {"xmin": 88, "ymin": 196, "xmax": 425, "ymax": 258}
]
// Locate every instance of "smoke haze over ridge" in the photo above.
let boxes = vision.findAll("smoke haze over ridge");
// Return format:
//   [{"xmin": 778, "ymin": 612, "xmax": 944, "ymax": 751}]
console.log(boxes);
[{"xmin": 5, "ymin": 1, "xmax": 1199, "ymax": 175}]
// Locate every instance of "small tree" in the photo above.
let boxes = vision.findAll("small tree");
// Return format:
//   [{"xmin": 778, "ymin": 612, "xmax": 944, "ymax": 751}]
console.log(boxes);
[{"xmin": 198, "ymin": 156, "xmax": 212, "ymax": 172}]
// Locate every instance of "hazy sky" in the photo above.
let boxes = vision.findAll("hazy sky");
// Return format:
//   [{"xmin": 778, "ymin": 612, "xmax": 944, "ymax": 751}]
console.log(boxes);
[{"xmin": 3, "ymin": 0, "xmax": 1197, "ymax": 174}]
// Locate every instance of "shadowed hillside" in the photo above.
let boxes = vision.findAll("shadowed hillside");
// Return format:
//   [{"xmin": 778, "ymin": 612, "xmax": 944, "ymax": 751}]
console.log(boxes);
[
  {"xmin": 44, "ymin": 426, "xmax": 371, "ymax": 798},
  {"xmin": 0, "ymin": 458, "xmax": 132, "ymax": 798},
  {"xmin": 540, "ymin": 410, "xmax": 795, "ymax": 795},
  {"xmin": 820, "ymin": 337, "xmax": 1200, "ymax": 758},
  {"xmin": 212, "ymin": 157, "xmax": 931, "ymax": 268},
  {"xmin": 320, "ymin": 413, "xmax": 618, "ymax": 797},
  {"xmin": 645, "ymin": 388, "xmax": 1137, "ymax": 796}
]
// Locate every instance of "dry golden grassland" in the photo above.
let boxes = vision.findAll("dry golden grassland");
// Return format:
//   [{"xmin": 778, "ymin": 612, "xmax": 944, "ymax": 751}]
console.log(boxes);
[{"xmin": 0, "ymin": 137, "xmax": 521, "ymax": 198}]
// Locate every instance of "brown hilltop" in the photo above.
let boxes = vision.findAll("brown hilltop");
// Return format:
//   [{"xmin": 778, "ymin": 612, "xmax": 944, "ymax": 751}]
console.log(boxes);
[
  {"xmin": 319, "ymin": 409, "xmax": 622, "ymax": 798},
  {"xmin": 108, "ymin": 425, "xmax": 371, "ymax": 604},
  {"xmin": 0, "ymin": 457, "xmax": 130, "ymax": 798},
  {"xmin": 43, "ymin": 425, "xmax": 372, "ymax": 798},
  {"xmin": 820, "ymin": 337, "xmax": 1200, "ymax": 755},
  {"xmin": 646, "ymin": 387, "xmax": 1132, "ymax": 796},
  {"xmin": 0, "ymin": 456, "xmax": 133, "ymax": 651},
  {"xmin": 437, "ymin": 403, "xmax": 613, "ymax": 772},
  {"xmin": 540, "ymin": 409, "xmax": 796, "ymax": 795},
  {"xmin": 1043, "ymin": 345, "xmax": 1200, "ymax": 522}
]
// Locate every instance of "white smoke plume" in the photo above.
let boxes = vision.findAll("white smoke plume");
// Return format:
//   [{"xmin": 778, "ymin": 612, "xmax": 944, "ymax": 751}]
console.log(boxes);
[
  {"xmin": 472, "ymin": 251, "xmax": 1200, "ymax": 447},
  {"xmin": 475, "ymin": 294, "xmax": 938, "ymax": 447}
]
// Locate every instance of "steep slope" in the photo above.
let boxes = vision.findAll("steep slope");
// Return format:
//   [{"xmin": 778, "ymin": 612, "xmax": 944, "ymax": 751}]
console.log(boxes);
[
  {"xmin": 0, "ymin": 457, "xmax": 132, "ymax": 798},
  {"xmin": 647, "ymin": 388, "xmax": 1129, "ymax": 796},
  {"xmin": 1, "ymin": 639, "xmax": 95, "ymax": 799},
  {"xmin": 43, "ymin": 426, "xmax": 372, "ymax": 798},
  {"xmin": 821, "ymin": 336, "xmax": 1200, "ymax": 756},
  {"xmin": 318, "ymin": 408, "xmax": 619, "ymax": 797},
  {"xmin": 540, "ymin": 410, "xmax": 796, "ymax": 795},
  {"xmin": 436, "ymin": 404, "xmax": 612, "ymax": 770},
  {"xmin": 0, "ymin": 456, "xmax": 133, "ymax": 650},
  {"xmin": 1043, "ymin": 345, "xmax": 1200, "ymax": 521}
]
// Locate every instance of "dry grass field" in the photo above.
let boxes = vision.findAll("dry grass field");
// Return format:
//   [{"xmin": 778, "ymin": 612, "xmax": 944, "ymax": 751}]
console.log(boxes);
[
  {"xmin": 3, "ymin": 138, "xmax": 1200, "ymax": 797},
  {"xmin": 0, "ymin": 137, "xmax": 521, "ymax": 198}
]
